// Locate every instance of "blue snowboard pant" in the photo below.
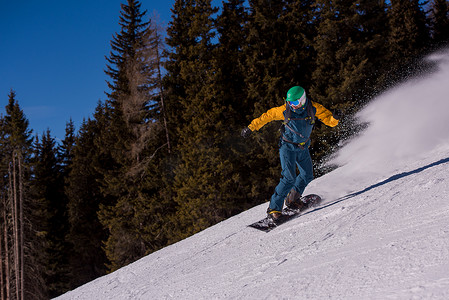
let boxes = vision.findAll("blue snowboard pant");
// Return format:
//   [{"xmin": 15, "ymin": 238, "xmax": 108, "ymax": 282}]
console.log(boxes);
[{"xmin": 269, "ymin": 143, "xmax": 314, "ymax": 212}]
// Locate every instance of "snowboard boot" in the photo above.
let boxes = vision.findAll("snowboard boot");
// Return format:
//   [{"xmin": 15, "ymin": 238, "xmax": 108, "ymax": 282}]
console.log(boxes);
[
  {"xmin": 267, "ymin": 207, "xmax": 282, "ymax": 221},
  {"xmin": 285, "ymin": 189, "xmax": 304, "ymax": 210}
]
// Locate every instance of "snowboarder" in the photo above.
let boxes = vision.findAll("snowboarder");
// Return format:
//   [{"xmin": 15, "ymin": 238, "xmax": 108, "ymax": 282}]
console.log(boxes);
[{"xmin": 241, "ymin": 86, "xmax": 340, "ymax": 220}]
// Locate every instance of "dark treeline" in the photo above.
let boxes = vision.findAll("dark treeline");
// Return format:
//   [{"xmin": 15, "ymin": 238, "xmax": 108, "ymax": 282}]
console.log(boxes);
[{"xmin": 1, "ymin": 0, "xmax": 448, "ymax": 298}]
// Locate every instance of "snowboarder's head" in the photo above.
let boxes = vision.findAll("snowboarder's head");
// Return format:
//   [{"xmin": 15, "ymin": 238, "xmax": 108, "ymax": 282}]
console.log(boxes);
[{"xmin": 286, "ymin": 86, "xmax": 306, "ymax": 108}]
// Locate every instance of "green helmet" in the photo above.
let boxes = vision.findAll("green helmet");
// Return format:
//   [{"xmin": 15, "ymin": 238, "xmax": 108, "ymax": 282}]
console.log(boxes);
[{"xmin": 286, "ymin": 86, "xmax": 306, "ymax": 103}]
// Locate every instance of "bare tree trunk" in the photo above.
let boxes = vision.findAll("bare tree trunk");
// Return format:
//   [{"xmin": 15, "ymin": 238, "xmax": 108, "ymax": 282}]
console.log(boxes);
[
  {"xmin": 12, "ymin": 154, "xmax": 20, "ymax": 300},
  {"xmin": 6, "ymin": 164, "xmax": 12, "ymax": 300},
  {"xmin": 18, "ymin": 154, "xmax": 24, "ymax": 300},
  {"xmin": 10, "ymin": 152, "xmax": 22, "ymax": 300},
  {"xmin": 0, "ymin": 200, "xmax": 4, "ymax": 300},
  {"xmin": 3, "ymin": 198, "xmax": 10, "ymax": 300}
]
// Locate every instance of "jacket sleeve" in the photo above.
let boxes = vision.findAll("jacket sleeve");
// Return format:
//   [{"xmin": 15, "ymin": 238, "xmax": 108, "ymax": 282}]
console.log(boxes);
[
  {"xmin": 312, "ymin": 101, "xmax": 339, "ymax": 127},
  {"xmin": 248, "ymin": 105, "xmax": 286, "ymax": 131}
]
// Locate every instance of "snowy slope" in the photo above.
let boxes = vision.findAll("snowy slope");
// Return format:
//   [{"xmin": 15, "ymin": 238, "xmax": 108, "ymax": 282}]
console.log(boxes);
[{"xmin": 55, "ymin": 49, "xmax": 449, "ymax": 300}]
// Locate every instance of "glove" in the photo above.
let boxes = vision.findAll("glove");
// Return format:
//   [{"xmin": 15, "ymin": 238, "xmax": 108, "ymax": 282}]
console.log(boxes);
[
  {"xmin": 332, "ymin": 109, "xmax": 342, "ymax": 121},
  {"xmin": 241, "ymin": 127, "xmax": 252, "ymax": 138}
]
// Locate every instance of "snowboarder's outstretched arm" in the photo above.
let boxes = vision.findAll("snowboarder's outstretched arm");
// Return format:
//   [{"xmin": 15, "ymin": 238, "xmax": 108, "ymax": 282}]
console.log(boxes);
[
  {"xmin": 312, "ymin": 101, "xmax": 339, "ymax": 127},
  {"xmin": 247, "ymin": 105, "xmax": 285, "ymax": 132}
]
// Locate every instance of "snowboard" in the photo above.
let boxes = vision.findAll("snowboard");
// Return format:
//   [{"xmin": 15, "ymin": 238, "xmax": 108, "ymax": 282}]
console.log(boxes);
[{"xmin": 248, "ymin": 194, "xmax": 322, "ymax": 232}]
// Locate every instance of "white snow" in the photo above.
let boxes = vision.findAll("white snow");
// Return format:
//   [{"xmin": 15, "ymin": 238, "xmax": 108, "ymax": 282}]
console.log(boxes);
[{"xmin": 55, "ymin": 49, "xmax": 449, "ymax": 300}]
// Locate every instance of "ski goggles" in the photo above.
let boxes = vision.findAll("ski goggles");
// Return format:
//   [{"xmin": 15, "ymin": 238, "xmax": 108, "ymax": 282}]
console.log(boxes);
[{"xmin": 288, "ymin": 92, "xmax": 306, "ymax": 107}]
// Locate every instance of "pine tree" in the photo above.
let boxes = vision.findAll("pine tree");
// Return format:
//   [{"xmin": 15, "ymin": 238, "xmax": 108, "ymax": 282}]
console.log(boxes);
[
  {"xmin": 66, "ymin": 112, "xmax": 108, "ymax": 288},
  {"xmin": 309, "ymin": 0, "xmax": 392, "ymax": 173},
  {"xmin": 282, "ymin": 0, "xmax": 318, "ymax": 87},
  {"xmin": 311, "ymin": 0, "xmax": 389, "ymax": 106},
  {"xmin": 387, "ymin": 0, "xmax": 430, "ymax": 64},
  {"xmin": 30, "ymin": 129, "xmax": 70, "ymax": 297},
  {"xmin": 97, "ymin": 0, "xmax": 170, "ymax": 271},
  {"xmin": 2, "ymin": 90, "xmax": 46, "ymax": 299},
  {"xmin": 105, "ymin": 0, "xmax": 148, "ymax": 105},
  {"xmin": 59, "ymin": 119, "xmax": 75, "ymax": 179},
  {"xmin": 430, "ymin": 0, "xmax": 449, "ymax": 45},
  {"xmin": 245, "ymin": 0, "xmax": 296, "ymax": 111},
  {"xmin": 5, "ymin": 91, "xmax": 28, "ymax": 300},
  {"xmin": 162, "ymin": 0, "xmax": 198, "ymax": 240},
  {"xmin": 166, "ymin": 0, "xmax": 254, "ymax": 240},
  {"xmin": 215, "ymin": 0, "xmax": 248, "ymax": 124}
]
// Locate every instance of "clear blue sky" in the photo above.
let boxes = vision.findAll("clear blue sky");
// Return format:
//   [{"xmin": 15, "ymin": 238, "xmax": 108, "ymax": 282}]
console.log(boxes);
[{"xmin": 1, "ymin": 0, "xmax": 175, "ymax": 141}]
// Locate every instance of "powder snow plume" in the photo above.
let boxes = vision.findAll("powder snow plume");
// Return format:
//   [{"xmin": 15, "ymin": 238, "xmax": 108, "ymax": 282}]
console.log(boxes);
[{"xmin": 316, "ymin": 48, "xmax": 449, "ymax": 200}]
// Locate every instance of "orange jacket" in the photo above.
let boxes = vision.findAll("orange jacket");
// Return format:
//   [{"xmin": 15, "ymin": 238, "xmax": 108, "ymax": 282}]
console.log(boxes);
[{"xmin": 248, "ymin": 101, "xmax": 338, "ymax": 132}]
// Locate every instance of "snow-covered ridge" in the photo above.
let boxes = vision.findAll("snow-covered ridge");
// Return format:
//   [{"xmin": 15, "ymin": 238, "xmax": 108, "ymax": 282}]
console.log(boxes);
[{"xmin": 55, "ymin": 49, "xmax": 449, "ymax": 300}]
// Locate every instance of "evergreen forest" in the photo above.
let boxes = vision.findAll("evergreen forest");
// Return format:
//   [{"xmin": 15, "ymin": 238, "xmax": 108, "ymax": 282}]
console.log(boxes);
[{"xmin": 1, "ymin": 0, "xmax": 449, "ymax": 298}]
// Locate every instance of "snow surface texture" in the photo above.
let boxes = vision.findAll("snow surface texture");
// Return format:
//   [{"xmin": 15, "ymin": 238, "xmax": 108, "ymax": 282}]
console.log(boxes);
[{"xmin": 56, "ymin": 49, "xmax": 449, "ymax": 300}]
